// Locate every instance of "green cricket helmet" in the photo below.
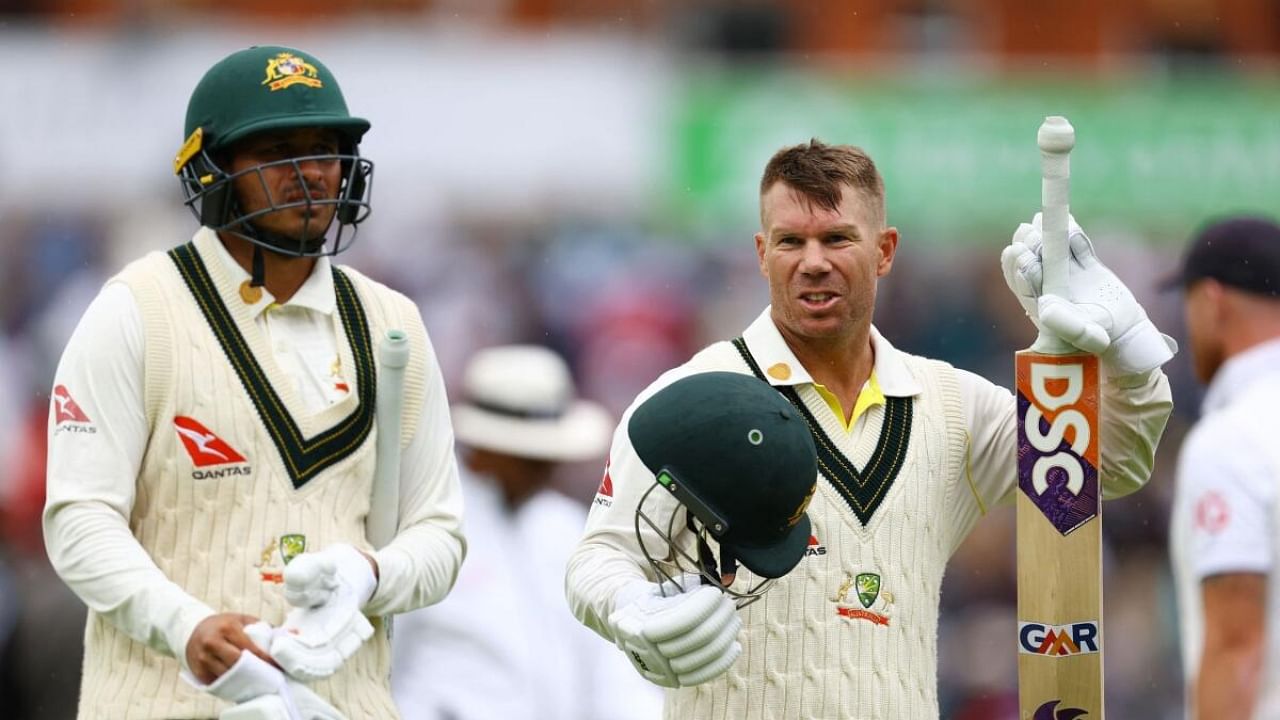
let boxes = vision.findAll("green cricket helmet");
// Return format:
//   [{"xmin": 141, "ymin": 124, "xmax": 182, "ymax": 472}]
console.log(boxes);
[
  {"xmin": 174, "ymin": 46, "xmax": 373, "ymax": 257},
  {"xmin": 628, "ymin": 371, "xmax": 818, "ymax": 606}
]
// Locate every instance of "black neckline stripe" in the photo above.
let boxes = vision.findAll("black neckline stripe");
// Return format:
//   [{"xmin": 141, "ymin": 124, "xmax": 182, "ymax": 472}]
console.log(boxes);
[
  {"xmin": 169, "ymin": 243, "xmax": 376, "ymax": 488},
  {"xmin": 732, "ymin": 337, "xmax": 911, "ymax": 525}
]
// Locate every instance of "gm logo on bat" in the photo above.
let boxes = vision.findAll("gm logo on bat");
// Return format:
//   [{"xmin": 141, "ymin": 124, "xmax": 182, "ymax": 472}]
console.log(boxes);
[{"xmin": 1018, "ymin": 620, "xmax": 1100, "ymax": 657}]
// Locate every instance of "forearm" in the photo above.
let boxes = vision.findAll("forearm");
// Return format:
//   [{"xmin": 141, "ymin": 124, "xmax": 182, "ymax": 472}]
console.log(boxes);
[
  {"xmin": 366, "ymin": 521, "xmax": 464, "ymax": 615},
  {"xmin": 1098, "ymin": 367, "xmax": 1174, "ymax": 499},
  {"xmin": 363, "ymin": 421, "xmax": 465, "ymax": 615},
  {"xmin": 1195, "ymin": 645, "xmax": 1262, "ymax": 720},
  {"xmin": 43, "ymin": 500, "xmax": 215, "ymax": 666}
]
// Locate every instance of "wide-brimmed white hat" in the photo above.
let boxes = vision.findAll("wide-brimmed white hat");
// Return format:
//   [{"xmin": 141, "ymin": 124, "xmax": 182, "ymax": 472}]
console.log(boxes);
[{"xmin": 451, "ymin": 345, "xmax": 614, "ymax": 462}]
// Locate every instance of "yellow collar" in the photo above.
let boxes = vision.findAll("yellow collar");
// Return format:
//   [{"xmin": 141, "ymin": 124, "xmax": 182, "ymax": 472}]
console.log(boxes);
[{"xmin": 813, "ymin": 370, "xmax": 886, "ymax": 432}]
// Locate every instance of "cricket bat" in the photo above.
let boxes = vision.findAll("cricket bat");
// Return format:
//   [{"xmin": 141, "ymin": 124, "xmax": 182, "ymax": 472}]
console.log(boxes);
[
  {"xmin": 368, "ymin": 329, "xmax": 410, "ymax": 550},
  {"xmin": 1016, "ymin": 116, "xmax": 1104, "ymax": 720}
]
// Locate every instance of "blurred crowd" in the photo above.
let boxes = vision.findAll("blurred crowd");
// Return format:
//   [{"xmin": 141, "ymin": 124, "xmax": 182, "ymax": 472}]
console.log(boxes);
[{"xmin": 2, "ymin": 1, "xmax": 1276, "ymax": 718}]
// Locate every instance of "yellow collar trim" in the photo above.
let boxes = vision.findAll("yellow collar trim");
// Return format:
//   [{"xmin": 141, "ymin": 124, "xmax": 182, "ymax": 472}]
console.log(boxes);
[{"xmin": 814, "ymin": 370, "xmax": 886, "ymax": 433}]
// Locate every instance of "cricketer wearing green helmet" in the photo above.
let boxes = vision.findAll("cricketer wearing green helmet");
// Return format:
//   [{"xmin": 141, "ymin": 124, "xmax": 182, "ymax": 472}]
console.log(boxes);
[
  {"xmin": 175, "ymin": 45, "xmax": 374, "ymax": 285},
  {"xmin": 45, "ymin": 43, "xmax": 467, "ymax": 720}
]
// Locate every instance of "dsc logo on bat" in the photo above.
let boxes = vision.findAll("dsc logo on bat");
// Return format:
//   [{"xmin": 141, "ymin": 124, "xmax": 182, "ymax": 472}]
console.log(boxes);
[
  {"xmin": 1024, "ymin": 362, "xmax": 1091, "ymax": 496},
  {"xmin": 1016, "ymin": 354, "xmax": 1100, "ymax": 536}
]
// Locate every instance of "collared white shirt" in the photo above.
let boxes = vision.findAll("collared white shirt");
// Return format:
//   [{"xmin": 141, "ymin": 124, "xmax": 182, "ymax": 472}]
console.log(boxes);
[
  {"xmin": 44, "ymin": 230, "xmax": 464, "ymax": 667},
  {"xmin": 1170, "ymin": 337, "xmax": 1280, "ymax": 718},
  {"xmin": 568, "ymin": 306, "xmax": 1173, "ymax": 638}
]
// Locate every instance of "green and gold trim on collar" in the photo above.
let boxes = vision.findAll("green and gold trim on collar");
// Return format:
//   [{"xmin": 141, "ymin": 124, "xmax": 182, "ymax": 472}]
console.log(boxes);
[
  {"xmin": 732, "ymin": 337, "xmax": 911, "ymax": 526},
  {"xmin": 169, "ymin": 243, "xmax": 375, "ymax": 488}
]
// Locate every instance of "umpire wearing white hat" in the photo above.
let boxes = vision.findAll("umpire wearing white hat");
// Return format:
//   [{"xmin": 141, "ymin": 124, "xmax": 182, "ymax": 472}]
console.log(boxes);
[
  {"xmin": 452, "ymin": 344, "xmax": 613, "ymax": 464},
  {"xmin": 392, "ymin": 345, "xmax": 663, "ymax": 720}
]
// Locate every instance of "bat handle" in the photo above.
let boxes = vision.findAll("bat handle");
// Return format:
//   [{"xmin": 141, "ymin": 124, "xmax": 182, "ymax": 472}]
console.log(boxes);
[
  {"xmin": 1035, "ymin": 115, "xmax": 1077, "ymax": 354},
  {"xmin": 369, "ymin": 330, "xmax": 410, "ymax": 549}
]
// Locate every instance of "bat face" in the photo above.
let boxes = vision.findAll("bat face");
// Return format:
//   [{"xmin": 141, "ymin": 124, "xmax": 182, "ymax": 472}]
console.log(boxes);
[
  {"xmin": 1017, "ymin": 352, "xmax": 1100, "ymax": 534},
  {"xmin": 1016, "ymin": 349, "xmax": 1103, "ymax": 718}
]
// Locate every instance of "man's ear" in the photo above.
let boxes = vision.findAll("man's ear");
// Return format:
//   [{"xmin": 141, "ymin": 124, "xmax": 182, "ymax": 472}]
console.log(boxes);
[{"xmin": 877, "ymin": 227, "xmax": 900, "ymax": 277}]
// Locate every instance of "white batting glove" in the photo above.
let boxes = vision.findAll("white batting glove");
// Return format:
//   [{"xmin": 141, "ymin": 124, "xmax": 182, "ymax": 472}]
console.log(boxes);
[
  {"xmin": 1002, "ymin": 213, "xmax": 1177, "ymax": 375},
  {"xmin": 607, "ymin": 575, "xmax": 743, "ymax": 688},
  {"xmin": 182, "ymin": 622, "xmax": 347, "ymax": 720},
  {"xmin": 271, "ymin": 544, "xmax": 376, "ymax": 682}
]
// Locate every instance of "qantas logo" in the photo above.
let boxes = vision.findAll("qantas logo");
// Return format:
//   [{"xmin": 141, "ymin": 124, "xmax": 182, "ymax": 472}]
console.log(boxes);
[
  {"xmin": 53, "ymin": 385, "xmax": 91, "ymax": 424},
  {"xmin": 52, "ymin": 385, "xmax": 96, "ymax": 434},
  {"xmin": 1019, "ymin": 621, "xmax": 1100, "ymax": 656},
  {"xmin": 806, "ymin": 534, "xmax": 827, "ymax": 556},
  {"xmin": 593, "ymin": 461, "xmax": 614, "ymax": 509},
  {"xmin": 174, "ymin": 416, "xmax": 247, "ymax": 470}
]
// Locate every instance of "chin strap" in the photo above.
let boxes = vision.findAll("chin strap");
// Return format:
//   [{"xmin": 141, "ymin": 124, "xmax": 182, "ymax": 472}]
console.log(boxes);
[
  {"xmin": 686, "ymin": 511, "xmax": 737, "ymax": 586},
  {"xmin": 250, "ymin": 244, "xmax": 266, "ymax": 288}
]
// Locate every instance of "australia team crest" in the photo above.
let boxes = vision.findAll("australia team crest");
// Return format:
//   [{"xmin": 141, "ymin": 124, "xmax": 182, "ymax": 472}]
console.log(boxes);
[
  {"xmin": 262, "ymin": 52, "xmax": 322, "ymax": 91},
  {"xmin": 256, "ymin": 533, "xmax": 307, "ymax": 584},
  {"xmin": 832, "ymin": 571, "xmax": 894, "ymax": 626}
]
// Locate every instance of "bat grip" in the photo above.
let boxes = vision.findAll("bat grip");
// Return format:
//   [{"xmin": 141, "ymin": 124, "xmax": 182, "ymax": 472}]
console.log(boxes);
[
  {"xmin": 369, "ymin": 330, "xmax": 409, "ymax": 549},
  {"xmin": 1035, "ymin": 116, "xmax": 1077, "ymax": 354}
]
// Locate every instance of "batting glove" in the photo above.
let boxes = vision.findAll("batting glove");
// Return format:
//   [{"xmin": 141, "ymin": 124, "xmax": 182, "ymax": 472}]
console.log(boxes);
[
  {"xmin": 1002, "ymin": 213, "xmax": 1177, "ymax": 376},
  {"xmin": 270, "ymin": 544, "xmax": 376, "ymax": 682},
  {"xmin": 182, "ymin": 622, "xmax": 347, "ymax": 720},
  {"xmin": 607, "ymin": 575, "xmax": 743, "ymax": 688}
]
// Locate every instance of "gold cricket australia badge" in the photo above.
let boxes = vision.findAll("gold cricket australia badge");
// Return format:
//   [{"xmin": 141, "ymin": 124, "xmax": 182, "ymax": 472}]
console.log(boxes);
[
  {"xmin": 256, "ymin": 533, "xmax": 307, "ymax": 584},
  {"xmin": 832, "ymin": 572, "xmax": 893, "ymax": 626},
  {"xmin": 280, "ymin": 534, "xmax": 306, "ymax": 564},
  {"xmin": 262, "ymin": 52, "xmax": 322, "ymax": 91}
]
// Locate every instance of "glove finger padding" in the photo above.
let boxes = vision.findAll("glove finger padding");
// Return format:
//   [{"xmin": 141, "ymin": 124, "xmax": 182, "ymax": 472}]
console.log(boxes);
[
  {"xmin": 615, "ymin": 627, "xmax": 680, "ymax": 688},
  {"xmin": 650, "ymin": 591, "xmax": 739, "ymax": 657},
  {"xmin": 271, "ymin": 610, "xmax": 373, "ymax": 683},
  {"xmin": 642, "ymin": 585, "xmax": 731, "ymax": 641},
  {"xmin": 666, "ymin": 617, "xmax": 742, "ymax": 675},
  {"xmin": 283, "ymin": 555, "xmax": 340, "ymax": 609},
  {"xmin": 283, "ymin": 545, "xmax": 374, "ymax": 610},
  {"xmin": 609, "ymin": 582, "xmax": 743, "ymax": 689},
  {"xmin": 1038, "ymin": 295, "xmax": 1112, "ymax": 354},
  {"xmin": 1001, "ymin": 241, "xmax": 1042, "ymax": 326},
  {"xmin": 676, "ymin": 641, "xmax": 742, "ymax": 687}
]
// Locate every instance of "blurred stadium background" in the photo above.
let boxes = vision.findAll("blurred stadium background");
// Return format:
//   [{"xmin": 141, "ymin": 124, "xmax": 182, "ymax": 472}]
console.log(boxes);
[{"xmin": 1, "ymin": 1, "xmax": 1278, "ymax": 717}]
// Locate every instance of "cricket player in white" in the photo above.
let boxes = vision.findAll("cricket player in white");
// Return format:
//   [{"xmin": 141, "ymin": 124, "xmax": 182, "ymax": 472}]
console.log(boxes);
[
  {"xmin": 44, "ymin": 46, "xmax": 465, "ymax": 719},
  {"xmin": 1167, "ymin": 216, "xmax": 1280, "ymax": 720},
  {"xmin": 566, "ymin": 139, "xmax": 1176, "ymax": 719}
]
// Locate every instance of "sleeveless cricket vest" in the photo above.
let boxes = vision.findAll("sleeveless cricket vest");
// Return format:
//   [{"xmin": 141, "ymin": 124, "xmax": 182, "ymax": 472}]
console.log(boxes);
[
  {"xmin": 666, "ymin": 339, "xmax": 968, "ymax": 720},
  {"xmin": 78, "ymin": 231, "xmax": 428, "ymax": 720}
]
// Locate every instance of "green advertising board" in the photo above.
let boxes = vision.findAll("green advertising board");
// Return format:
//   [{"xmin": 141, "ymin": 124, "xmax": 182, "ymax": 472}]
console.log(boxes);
[{"xmin": 669, "ymin": 71, "xmax": 1280, "ymax": 244}]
